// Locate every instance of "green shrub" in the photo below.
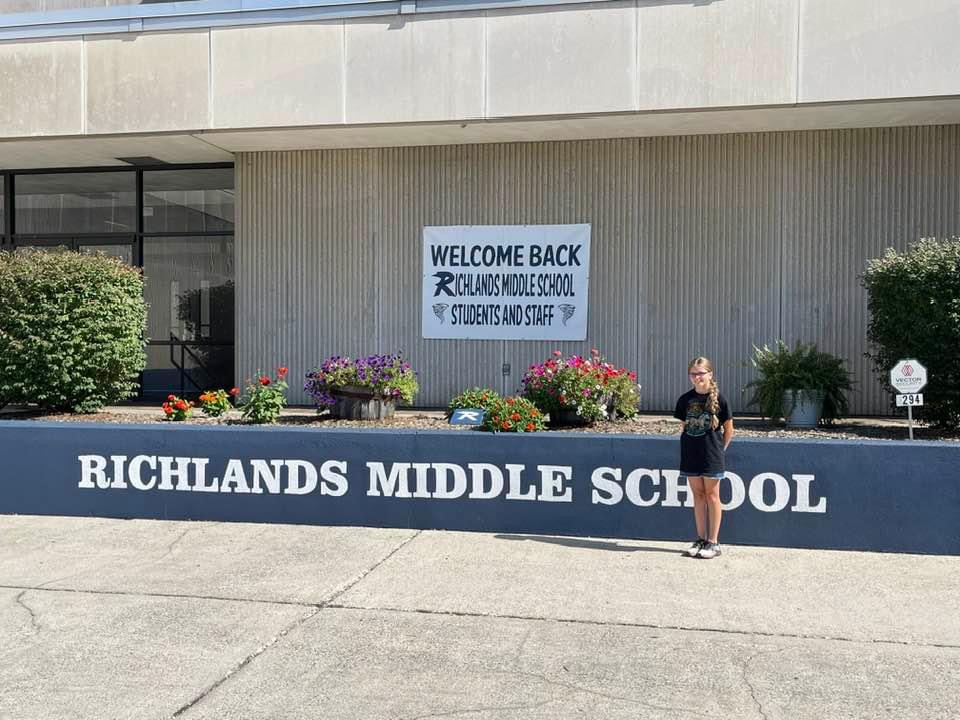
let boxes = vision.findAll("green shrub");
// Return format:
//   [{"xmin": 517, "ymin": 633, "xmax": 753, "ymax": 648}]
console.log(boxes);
[
  {"xmin": 0, "ymin": 249, "xmax": 147, "ymax": 413},
  {"xmin": 447, "ymin": 387, "xmax": 501, "ymax": 418},
  {"xmin": 862, "ymin": 237, "xmax": 960, "ymax": 429},
  {"xmin": 744, "ymin": 341, "xmax": 853, "ymax": 424}
]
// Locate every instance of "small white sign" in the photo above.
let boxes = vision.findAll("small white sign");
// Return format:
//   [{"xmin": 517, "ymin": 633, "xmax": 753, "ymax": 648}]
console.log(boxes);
[
  {"xmin": 890, "ymin": 359, "xmax": 928, "ymax": 394},
  {"xmin": 896, "ymin": 393, "xmax": 924, "ymax": 407},
  {"xmin": 422, "ymin": 224, "xmax": 591, "ymax": 340}
]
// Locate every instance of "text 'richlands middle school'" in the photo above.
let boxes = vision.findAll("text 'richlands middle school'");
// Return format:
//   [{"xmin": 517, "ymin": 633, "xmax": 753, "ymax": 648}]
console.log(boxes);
[{"xmin": 76, "ymin": 456, "xmax": 828, "ymax": 514}]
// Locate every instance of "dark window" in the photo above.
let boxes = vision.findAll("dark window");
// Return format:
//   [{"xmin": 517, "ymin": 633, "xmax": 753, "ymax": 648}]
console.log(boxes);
[
  {"xmin": 141, "ymin": 235, "xmax": 235, "ymax": 398},
  {"xmin": 143, "ymin": 168, "xmax": 234, "ymax": 234},
  {"xmin": 15, "ymin": 172, "xmax": 136, "ymax": 235},
  {"xmin": 8, "ymin": 165, "xmax": 233, "ymax": 399}
]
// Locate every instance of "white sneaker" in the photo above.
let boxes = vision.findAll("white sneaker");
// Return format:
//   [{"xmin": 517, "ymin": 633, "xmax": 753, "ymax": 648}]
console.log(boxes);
[
  {"xmin": 698, "ymin": 542, "xmax": 722, "ymax": 559},
  {"xmin": 683, "ymin": 539, "xmax": 705, "ymax": 557}
]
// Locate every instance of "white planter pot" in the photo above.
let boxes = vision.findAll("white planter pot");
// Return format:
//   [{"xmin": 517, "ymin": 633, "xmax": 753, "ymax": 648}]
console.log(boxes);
[{"xmin": 784, "ymin": 389, "xmax": 824, "ymax": 428}]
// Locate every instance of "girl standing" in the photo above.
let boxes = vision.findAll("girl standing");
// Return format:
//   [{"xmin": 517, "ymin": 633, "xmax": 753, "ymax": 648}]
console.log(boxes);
[{"xmin": 673, "ymin": 356, "xmax": 734, "ymax": 559}]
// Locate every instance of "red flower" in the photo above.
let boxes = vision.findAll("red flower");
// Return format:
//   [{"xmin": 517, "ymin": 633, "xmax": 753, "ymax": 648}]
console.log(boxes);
[
  {"xmin": 553, "ymin": 350, "xmax": 563, "ymax": 357},
  {"xmin": 260, "ymin": 376, "xmax": 271, "ymax": 386},
  {"xmin": 525, "ymin": 422, "xmax": 535, "ymax": 432},
  {"xmin": 501, "ymin": 420, "xmax": 512, "ymax": 430},
  {"xmin": 510, "ymin": 412, "xmax": 521, "ymax": 421},
  {"xmin": 277, "ymin": 367, "xmax": 288, "ymax": 378},
  {"xmin": 175, "ymin": 400, "xmax": 188, "ymax": 411},
  {"xmin": 506, "ymin": 397, "xmax": 515, "ymax": 406},
  {"xmin": 229, "ymin": 387, "xmax": 240, "ymax": 396},
  {"xmin": 167, "ymin": 394, "xmax": 175, "ymax": 402}
]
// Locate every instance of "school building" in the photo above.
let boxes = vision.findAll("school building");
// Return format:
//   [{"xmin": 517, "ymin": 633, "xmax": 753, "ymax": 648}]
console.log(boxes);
[{"xmin": 0, "ymin": 0, "xmax": 957, "ymax": 413}]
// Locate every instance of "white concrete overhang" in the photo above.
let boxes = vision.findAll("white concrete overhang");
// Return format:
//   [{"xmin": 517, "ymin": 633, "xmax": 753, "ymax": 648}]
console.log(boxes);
[
  {"xmin": 3, "ymin": 96, "xmax": 960, "ymax": 170},
  {"xmin": 0, "ymin": 0, "xmax": 622, "ymax": 40}
]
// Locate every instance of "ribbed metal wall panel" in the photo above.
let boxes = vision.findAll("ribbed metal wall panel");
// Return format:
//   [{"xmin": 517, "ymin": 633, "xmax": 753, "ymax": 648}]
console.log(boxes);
[
  {"xmin": 638, "ymin": 132, "xmax": 782, "ymax": 414},
  {"xmin": 236, "ymin": 150, "xmax": 380, "ymax": 400},
  {"xmin": 237, "ymin": 125, "xmax": 960, "ymax": 413},
  {"xmin": 780, "ymin": 125, "xmax": 960, "ymax": 415}
]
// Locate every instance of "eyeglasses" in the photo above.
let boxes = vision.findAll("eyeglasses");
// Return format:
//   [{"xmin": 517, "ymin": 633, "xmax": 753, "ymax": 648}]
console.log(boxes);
[{"xmin": 688, "ymin": 371, "xmax": 710, "ymax": 378}]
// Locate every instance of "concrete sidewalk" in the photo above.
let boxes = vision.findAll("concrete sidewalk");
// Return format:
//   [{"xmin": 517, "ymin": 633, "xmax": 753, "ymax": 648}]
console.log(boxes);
[{"xmin": 1, "ymin": 516, "xmax": 957, "ymax": 719}]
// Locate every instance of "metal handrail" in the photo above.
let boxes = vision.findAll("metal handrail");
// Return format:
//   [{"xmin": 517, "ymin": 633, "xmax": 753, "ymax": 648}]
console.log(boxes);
[{"xmin": 168, "ymin": 332, "xmax": 212, "ymax": 396}]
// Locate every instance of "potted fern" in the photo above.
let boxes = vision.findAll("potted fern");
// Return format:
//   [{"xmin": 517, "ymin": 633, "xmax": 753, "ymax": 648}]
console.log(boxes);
[{"xmin": 744, "ymin": 341, "xmax": 854, "ymax": 427}]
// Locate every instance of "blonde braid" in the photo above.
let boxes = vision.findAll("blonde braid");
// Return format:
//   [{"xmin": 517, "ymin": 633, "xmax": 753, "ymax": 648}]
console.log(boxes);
[{"xmin": 707, "ymin": 378, "xmax": 720, "ymax": 430}]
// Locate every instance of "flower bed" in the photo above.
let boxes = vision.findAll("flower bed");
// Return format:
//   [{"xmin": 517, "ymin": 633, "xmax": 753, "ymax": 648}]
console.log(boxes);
[
  {"xmin": 305, "ymin": 355, "xmax": 419, "ymax": 419},
  {"xmin": 522, "ymin": 349, "xmax": 640, "ymax": 424}
]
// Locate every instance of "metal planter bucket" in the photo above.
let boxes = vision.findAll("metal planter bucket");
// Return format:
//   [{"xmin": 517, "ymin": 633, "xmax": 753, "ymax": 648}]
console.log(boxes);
[{"xmin": 784, "ymin": 389, "xmax": 824, "ymax": 428}]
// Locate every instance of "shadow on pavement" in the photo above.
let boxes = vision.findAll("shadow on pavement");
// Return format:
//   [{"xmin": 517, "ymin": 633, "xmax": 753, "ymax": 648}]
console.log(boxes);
[{"xmin": 493, "ymin": 533, "xmax": 679, "ymax": 554}]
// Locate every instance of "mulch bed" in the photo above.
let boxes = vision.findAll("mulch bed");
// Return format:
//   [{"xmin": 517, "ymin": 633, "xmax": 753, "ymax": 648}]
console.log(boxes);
[{"xmin": 4, "ymin": 406, "xmax": 958, "ymax": 443}]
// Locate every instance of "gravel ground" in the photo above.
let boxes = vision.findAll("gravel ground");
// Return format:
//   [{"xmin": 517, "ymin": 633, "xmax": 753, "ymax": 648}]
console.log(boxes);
[{"xmin": 5, "ymin": 405, "xmax": 958, "ymax": 442}]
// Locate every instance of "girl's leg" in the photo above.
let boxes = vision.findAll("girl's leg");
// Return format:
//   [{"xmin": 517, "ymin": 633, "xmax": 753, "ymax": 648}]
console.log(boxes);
[
  {"xmin": 703, "ymin": 477, "xmax": 723, "ymax": 543},
  {"xmin": 688, "ymin": 476, "xmax": 707, "ymax": 540}
]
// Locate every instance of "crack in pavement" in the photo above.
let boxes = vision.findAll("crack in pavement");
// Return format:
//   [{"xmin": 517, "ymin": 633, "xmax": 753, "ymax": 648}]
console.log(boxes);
[
  {"xmin": 323, "ymin": 530, "xmax": 424, "ymax": 607},
  {"xmin": 13, "ymin": 589, "xmax": 41, "ymax": 636},
  {"xmin": 510, "ymin": 669, "xmax": 710, "ymax": 718},
  {"xmin": 398, "ymin": 689, "xmax": 577, "ymax": 720},
  {"xmin": 3, "ymin": 579, "xmax": 957, "ymax": 652},
  {"xmin": 172, "ymin": 530, "xmax": 423, "ymax": 718},
  {"xmin": 739, "ymin": 646, "xmax": 789, "ymax": 720},
  {"xmin": 171, "ymin": 603, "xmax": 322, "ymax": 718},
  {"xmin": 155, "ymin": 523, "xmax": 222, "ymax": 564},
  {"xmin": 325, "ymin": 603, "xmax": 960, "ymax": 650},
  {"xmin": 156, "ymin": 527, "xmax": 194, "ymax": 563},
  {"xmin": 503, "ymin": 625, "xmax": 708, "ymax": 717},
  {"xmin": 0, "ymin": 584, "xmax": 315, "ymax": 607}
]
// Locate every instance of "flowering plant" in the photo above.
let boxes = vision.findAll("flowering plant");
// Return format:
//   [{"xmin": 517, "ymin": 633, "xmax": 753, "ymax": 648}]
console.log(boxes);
[
  {"xmin": 482, "ymin": 396, "xmax": 545, "ymax": 433},
  {"xmin": 521, "ymin": 349, "xmax": 639, "ymax": 423},
  {"xmin": 304, "ymin": 354, "xmax": 419, "ymax": 408},
  {"xmin": 198, "ymin": 387, "xmax": 239, "ymax": 417},
  {"xmin": 162, "ymin": 394, "xmax": 193, "ymax": 421},
  {"xmin": 447, "ymin": 387, "xmax": 501, "ymax": 418},
  {"xmin": 239, "ymin": 367, "xmax": 288, "ymax": 424}
]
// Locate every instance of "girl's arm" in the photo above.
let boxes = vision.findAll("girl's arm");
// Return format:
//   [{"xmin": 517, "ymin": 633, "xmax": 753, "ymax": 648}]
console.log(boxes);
[{"xmin": 722, "ymin": 418, "xmax": 734, "ymax": 450}]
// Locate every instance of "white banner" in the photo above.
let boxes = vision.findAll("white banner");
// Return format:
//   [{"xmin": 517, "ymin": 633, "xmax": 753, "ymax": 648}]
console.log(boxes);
[{"xmin": 422, "ymin": 224, "xmax": 591, "ymax": 340}]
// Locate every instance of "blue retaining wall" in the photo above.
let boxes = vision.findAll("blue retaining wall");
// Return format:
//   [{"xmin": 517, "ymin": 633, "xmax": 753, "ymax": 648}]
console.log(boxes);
[{"xmin": 1, "ymin": 421, "xmax": 957, "ymax": 555}]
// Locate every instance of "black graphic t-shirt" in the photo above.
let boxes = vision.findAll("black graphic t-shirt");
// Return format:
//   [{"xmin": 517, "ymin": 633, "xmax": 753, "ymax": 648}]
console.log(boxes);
[{"xmin": 673, "ymin": 390, "xmax": 732, "ymax": 475}]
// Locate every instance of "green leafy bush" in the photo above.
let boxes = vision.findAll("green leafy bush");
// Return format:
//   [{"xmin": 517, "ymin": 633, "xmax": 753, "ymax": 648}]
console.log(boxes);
[
  {"xmin": 744, "ymin": 341, "xmax": 853, "ymax": 424},
  {"xmin": 447, "ymin": 387, "xmax": 501, "ymax": 418},
  {"xmin": 862, "ymin": 237, "xmax": 960, "ymax": 429},
  {"xmin": 0, "ymin": 249, "xmax": 147, "ymax": 413}
]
